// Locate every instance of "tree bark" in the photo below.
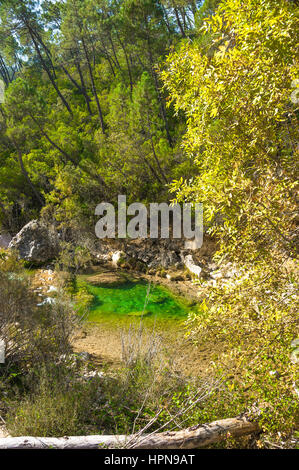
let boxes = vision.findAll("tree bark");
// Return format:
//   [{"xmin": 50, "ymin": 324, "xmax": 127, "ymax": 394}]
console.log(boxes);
[
  {"xmin": 0, "ymin": 416, "xmax": 259, "ymax": 449},
  {"xmin": 0, "ymin": 54, "xmax": 11, "ymax": 85},
  {"xmin": 174, "ymin": 8, "xmax": 186, "ymax": 38},
  {"xmin": 8, "ymin": 137, "xmax": 44, "ymax": 206},
  {"xmin": 28, "ymin": 30, "xmax": 73, "ymax": 117},
  {"xmin": 146, "ymin": 37, "xmax": 173, "ymax": 147},
  {"xmin": 62, "ymin": 64, "xmax": 93, "ymax": 116},
  {"xmin": 28, "ymin": 113, "xmax": 78, "ymax": 167},
  {"xmin": 81, "ymin": 36, "xmax": 105, "ymax": 133},
  {"xmin": 116, "ymin": 32, "xmax": 133, "ymax": 96}
]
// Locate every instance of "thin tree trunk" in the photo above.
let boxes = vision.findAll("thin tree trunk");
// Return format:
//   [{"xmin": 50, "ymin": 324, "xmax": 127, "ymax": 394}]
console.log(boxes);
[
  {"xmin": 13, "ymin": 142, "xmax": 44, "ymax": 206},
  {"xmin": 142, "ymin": 156, "xmax": 163, "ymax": 185},
  {"xmin": 76, "ymin": 61, "xmax": 94, "ymax": 115},
  {"xmin": 0, "ymin": 54, "xmax": 10, "ymax": 85},
  {"xmin": 150, "ymin": 134, "xmax": 168, "ymax": 184},
  {"xmin": 161, "ymin": 5, "xmax": 173, "ymax": 35},
  {"xmin": 81, "ymin": 37, "xmax": 105, "ymax": 133},
  {"xmin": 146, "ymin": 37, "xmax": 173, "ymax": 147},
  {"xmin": 29, "ymin": 31, "xmax": 73, "ymax": 116},
  {"xmin": 99, "ymin": 41, "xmax": 116, "ymax": 77},
  {"xmin": 145, "ymin": 112, "xmax": 168, "ymax": 183},
  {"xmin": 108, "ymin": 33, "xmax": 122, "ymax": 73},
  {"xmin": 62, "ymin": 64, "xmax": 93, "ymax": 115},
  {"xmin": 29, "ymin": 112, "xmax": 107, "ymax": 190},
  {"xmin": 28, "ymin": 113, "xmax": 78, "ymax": 166},
  {"xmin": 116, "ymin": 32, "xmax": 133, "ymax": 96},
  {"xmin": 174, "ymin": 8, "xmax": 186, "ymax": 38}
]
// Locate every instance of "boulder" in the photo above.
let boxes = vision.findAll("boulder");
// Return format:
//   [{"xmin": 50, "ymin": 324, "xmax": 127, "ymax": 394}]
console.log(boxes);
[
  {"xmin": 8, "ymin": 220, "xmax": 59, "ymax": 265},
  {"xmin": 0, "ymin": 231, "xmax": 12, "ymax": 248},
  {"xmin": 160, "ymin": 250, "xmax": 181, "ymax": 268}
]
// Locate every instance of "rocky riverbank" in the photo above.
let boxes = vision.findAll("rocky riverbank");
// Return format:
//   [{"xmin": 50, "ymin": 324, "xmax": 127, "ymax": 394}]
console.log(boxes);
[{"xmin": 4, "ymin": 219, "xmax": 236, "ymax": 285}]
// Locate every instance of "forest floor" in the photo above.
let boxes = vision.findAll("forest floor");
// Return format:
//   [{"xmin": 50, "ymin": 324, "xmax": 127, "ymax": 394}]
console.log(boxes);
[{"xmin": 72, "ymin": 321, "xmax": 222, "ymax": 378}]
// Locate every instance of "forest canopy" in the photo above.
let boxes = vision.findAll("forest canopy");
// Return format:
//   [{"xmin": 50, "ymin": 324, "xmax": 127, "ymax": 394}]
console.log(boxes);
[{"xmin": 0, "ymin": 0, "xmax": 203, "ymax": 235}]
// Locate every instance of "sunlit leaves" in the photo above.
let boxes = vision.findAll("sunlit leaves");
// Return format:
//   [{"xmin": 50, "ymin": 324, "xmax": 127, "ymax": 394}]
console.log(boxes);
[{"xmin": 162, "ymin": 0, "xmax": 299, "ymax": 262}]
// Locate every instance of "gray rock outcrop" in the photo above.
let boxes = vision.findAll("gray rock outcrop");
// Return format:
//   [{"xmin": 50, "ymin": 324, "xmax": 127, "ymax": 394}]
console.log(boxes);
[{"xmin": 8, "ymin": 220, "xmax": 59, "ymax": 265}]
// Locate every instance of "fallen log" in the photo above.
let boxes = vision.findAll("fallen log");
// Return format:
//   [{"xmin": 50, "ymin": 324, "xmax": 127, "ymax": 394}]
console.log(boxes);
[{"xmin": 0, "ymin": 416, "xmax": 259, "ymax": 449}]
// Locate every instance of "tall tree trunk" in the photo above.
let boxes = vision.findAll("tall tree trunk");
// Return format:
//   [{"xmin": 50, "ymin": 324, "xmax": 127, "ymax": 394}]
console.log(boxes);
[
  {"xmin": 142, "ymin": 155, "xmax": 163, "ymax": 185},
  {"xmin": 28, "ymin": 113, "xmax": 78, "ymax": 166},
  {"xmin": 150, "ymin": 134, "xmax": 168, "ymax": 184},
  {"xmin": 174, "ymin": 8, "xmax": 186, "ymax": 37},
  {"xmin": 145, "ymin": 112, "xmax": 168, "ymax": 183},
  {"xmin": 116, "ymin": 32, "xmax": 133, "ymax": 96},
  {"xmin": 62, "ymin": 64, "xmax": 92, "ymax": 116},
  {"xmin": 99, "ymin": 41, "xmax": 116, "ymax": 77},
  {"xmin": 29, "ymin": 113, "xmax": 107, "ymax": 190},
  {"xmin": 12, "ymin": 140, "xmax": 44, "ymax": 206},
  {"xmin": 0, "ymin": 54, "xmax": 10, "ymax": 85},
  {"xmin": 108, "ymin": 33, "xmax": 122, "ymax": 73},
  {"xmin": 146, "ymin": 36, "xmax": 173, "ymax": 147},
  {"xmin": 28, "ymin": 31, "xmax": 73, "ymax": 117},
  {"xmin": 81, "ymin": 37, "xmax": 105, "ymax": 133},
  {"xmin": 161, "ymin": 5, "xmax": 173, "ymax": 35}
]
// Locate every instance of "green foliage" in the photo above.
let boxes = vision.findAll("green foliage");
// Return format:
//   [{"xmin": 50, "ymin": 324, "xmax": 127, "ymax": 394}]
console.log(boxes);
[
  {"xmin": 0, "ymin": 263, "xmax": 77, "ymax": 372},
  {"xmin": 0, "ymin": 0, "xmax": 298, "ymax": 446},
  {"xmin": 0, "ymin": 0, "xmax": 196, "ymax": 233},
  {"xmin": 0, "ymin": 248, "xmax": 24, "ymax": 272},
  {"xmin": 91, "ymin": 326, "xmax": 217, "ymax": 435},
  {"xmin": 196, "ymin": 0, "xmax": 221, "ymax": 27},
  {"xmin": 55, "ymin": 242, "xmax": 93, "ymax": 274},
  {"xmin": 185, "ymin": 260, "xmax": 298, "ymax": 436},
  {"xmin": 5, "ymin": 364, "xmax": 103, "ymax": 437},
  {"xmin": 162, "ymin": 0, "xmax": 298, "ymax": 262},
  {"xmin": 161, "ymin": 0, "xmax": 299, "ymax": 441}
]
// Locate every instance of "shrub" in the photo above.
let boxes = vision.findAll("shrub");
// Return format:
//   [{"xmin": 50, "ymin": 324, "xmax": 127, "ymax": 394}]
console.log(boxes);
[
  {"xmin": 0, "ymin": 260, "xmax": 78, "ymax": 373},
  {"xmin": 96, "ymin": 325, "xmax": 219, "ymax": 436},
  {"xmin": 5, "ymin": 364, "xmax": 102, "ymax": 437},
  {"xmin": 185, "ymin": 259, "xmax": 299, "ymax": 439}
]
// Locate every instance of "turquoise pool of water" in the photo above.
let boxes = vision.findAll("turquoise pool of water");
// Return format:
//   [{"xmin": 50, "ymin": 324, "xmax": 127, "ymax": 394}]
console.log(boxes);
[{"xmin": 79, "ymin": 277, "xmax": 189, "ymax": 323}]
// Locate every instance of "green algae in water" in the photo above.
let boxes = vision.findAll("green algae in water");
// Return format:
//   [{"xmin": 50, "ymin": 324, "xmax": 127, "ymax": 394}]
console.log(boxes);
[{"xmin": 81, "ymin": 279, "xmax": 189, "ymax": 322}]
